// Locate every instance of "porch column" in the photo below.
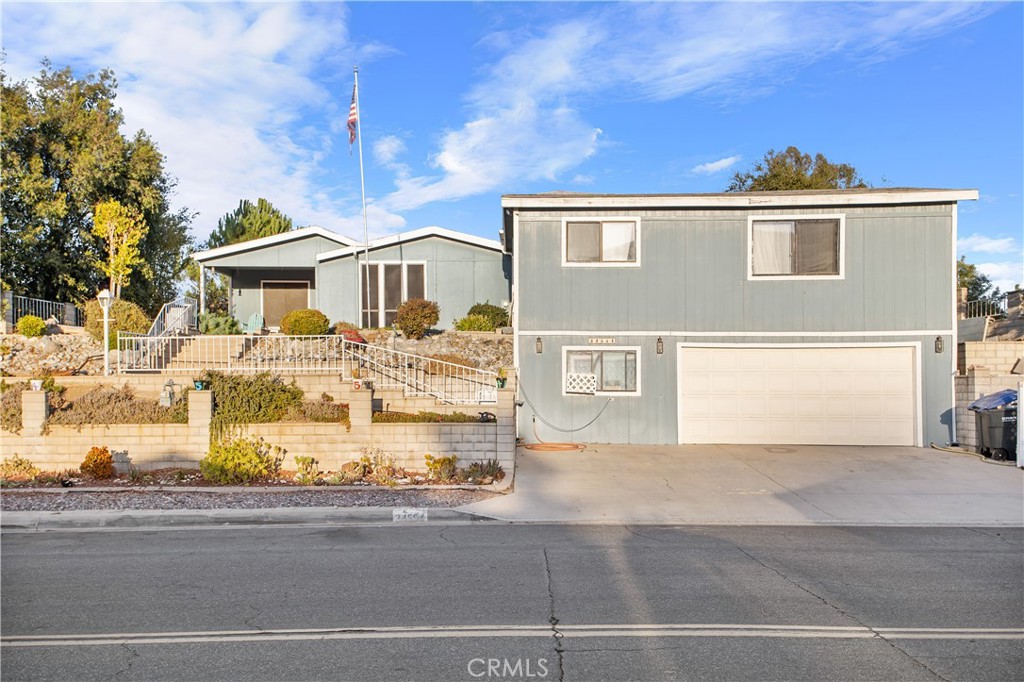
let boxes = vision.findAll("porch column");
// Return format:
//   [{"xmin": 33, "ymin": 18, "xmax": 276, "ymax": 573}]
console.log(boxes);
[{"xmin": 199, "ymin": 264, "xmax": 206, "ymax": 315}]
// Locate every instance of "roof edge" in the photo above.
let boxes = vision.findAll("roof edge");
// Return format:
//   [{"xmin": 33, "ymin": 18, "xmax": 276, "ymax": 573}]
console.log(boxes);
[
  {"xmin": 194, "ymin": 226, "xmax": 358, "ymax": 262},
  {"xmin": 500, "ymin": 188, "xmax": 979, "ymax": 210},
  {"xmin": 317, "ymin": 226, "xmax": 502, "ymax": 263}
]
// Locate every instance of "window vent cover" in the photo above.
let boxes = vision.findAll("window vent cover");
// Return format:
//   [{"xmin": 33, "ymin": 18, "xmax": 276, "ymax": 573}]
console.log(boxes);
[{"xmin": 566, "ymin": 373, "xmax": 598, "ymax": 395}]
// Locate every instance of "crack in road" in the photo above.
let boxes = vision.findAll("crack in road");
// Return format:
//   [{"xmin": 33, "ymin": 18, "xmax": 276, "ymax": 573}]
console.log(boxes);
[
  {"xmin": 542, "ymin": 547, "xmax": 565, "ymax": 682},
  {"xmin": 735, "ymin": 545, "xmax": 952, "ymax": 682},
  {"xmin": 438, "ymin": 526, "xmax": 457, "ymax": 546},
  {"xmin": 965, "ymin": 527, "xmax": 1018, "ymax": 547},
  {"xmin": 113, "ymin": 642, "xmax": 139, "ymax": 679}
]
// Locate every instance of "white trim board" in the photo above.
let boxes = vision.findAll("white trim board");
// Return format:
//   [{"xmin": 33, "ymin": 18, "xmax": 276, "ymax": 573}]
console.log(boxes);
[
  {"xmin": 675, "ymin": 341, "xmax": 923, "ymax": 448},
  {"xmin": 194, "ymin": 226, "xmax": 357, "ymax": 262},
  {"xmin": 519, "ymin": 330, "xmax": 953, "ymax": 338},
  {"xmin": 318, "ymin": 226, "xmax": 502, "ymax": 262},
  {"xmin": 501, "ymin": 189, "xmax": 978, "ymax": 210}
]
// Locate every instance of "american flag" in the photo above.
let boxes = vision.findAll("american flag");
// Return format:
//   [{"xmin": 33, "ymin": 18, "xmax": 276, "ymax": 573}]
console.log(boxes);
[{"xmin": 347, "ymin": 84, "xmax": 358, "ymax": 147}]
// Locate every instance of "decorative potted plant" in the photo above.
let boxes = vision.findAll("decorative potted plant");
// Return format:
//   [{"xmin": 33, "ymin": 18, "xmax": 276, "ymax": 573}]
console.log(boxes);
[{"xmin": 496, "ymin": 367, "xmax": 508, "ymax": 389}]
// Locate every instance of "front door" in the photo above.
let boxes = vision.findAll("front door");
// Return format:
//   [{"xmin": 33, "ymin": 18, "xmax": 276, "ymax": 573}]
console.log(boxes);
[{"xmin": 262, "ymin": 281, "xmax": 309, "ymax": 329}]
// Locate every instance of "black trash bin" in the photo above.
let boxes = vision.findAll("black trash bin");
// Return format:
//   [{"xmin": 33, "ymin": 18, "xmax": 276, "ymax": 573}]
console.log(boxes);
[{"xmin": 968, "ymin": 389, "xmax": 1018, "ymax": 461}]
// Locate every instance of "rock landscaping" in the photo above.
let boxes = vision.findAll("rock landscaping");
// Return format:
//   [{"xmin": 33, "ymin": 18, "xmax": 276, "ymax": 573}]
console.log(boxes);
[{"xmin": 0, "ymin": 332, "xmax": 104, "ymax": 376}]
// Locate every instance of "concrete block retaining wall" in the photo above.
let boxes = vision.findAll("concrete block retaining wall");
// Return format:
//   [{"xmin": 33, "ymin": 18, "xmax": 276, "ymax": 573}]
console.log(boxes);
[
  {"xmin": 1, "ymin": 378, "xmax": 517, "ymax": 474},
  {"xmin": 958, "ymin": 341, "xmax": 1024, "ymax": 375}
]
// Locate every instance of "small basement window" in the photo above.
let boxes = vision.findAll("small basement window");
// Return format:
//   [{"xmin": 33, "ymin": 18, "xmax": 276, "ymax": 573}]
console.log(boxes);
[
  {"xmin": 749, "ymin": 216, "xmax": 843, "ymax": 278},
  {"xmin": 564, "ymin": 347, "xmax": 640, "ymax": 395},
  {"xmin": 563, "ymin": 219, "xmax": 639, "ymax": 266}
]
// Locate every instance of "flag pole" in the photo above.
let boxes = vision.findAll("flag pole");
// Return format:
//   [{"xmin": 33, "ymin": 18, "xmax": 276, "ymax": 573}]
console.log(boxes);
[{"xmin": 354, "ymin": 66, "xmax": 371, "ymax": 327}]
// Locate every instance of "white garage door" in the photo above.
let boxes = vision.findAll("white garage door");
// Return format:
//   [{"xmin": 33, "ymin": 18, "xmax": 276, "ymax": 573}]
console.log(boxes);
[{"xmin": 678, "ymin": 345, "xmax": 917, "ymax": 446}]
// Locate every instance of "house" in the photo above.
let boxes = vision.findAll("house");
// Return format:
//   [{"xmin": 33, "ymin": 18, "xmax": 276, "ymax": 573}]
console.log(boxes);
[
  {"xmin": 193, "ymin": 225, "xmax": 510, "ymax": 330},
  {"xmin": 501, "ymin": 188, "xmax": 978, "ymax": 447}
]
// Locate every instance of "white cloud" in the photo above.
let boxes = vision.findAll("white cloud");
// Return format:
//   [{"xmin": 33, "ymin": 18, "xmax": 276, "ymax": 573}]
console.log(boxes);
[
  {"xmin": 957, "ymin": 234, "xmax": 1017, "ymax": 255},
  {"xmin": 572, "ymin": 174, "xmax": 595, "ymax": 186},
  {"xmin": 1, "ymin": 2, "xmax": 404, "ymax": 241},
  {"xmin": 977, "ymin": 261, "xmax": 1024, "ymax": 294},
  {"xmin": 692, "ymin": 155, "xmax": 741, "ymax": 176},
  {"xmin": 382, "ymin": 2, "xmax": 996, "ymax": 211},
  {"xmin": 374, "ymin": 135, "xmax": 407, "ymax": 167}
]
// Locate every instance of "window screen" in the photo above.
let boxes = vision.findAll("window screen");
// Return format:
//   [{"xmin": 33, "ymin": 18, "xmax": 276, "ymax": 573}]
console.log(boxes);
[
  {"xmin": 566, "ymin": 221, "xmax": 637, "ymax": 264},
  {"xmin": 751, "ymin": 219, "xmax": 839, "ymax": 276},
  {"xmin": 566, "ymin": 349, "xmax": 638, "ymax": 393}
]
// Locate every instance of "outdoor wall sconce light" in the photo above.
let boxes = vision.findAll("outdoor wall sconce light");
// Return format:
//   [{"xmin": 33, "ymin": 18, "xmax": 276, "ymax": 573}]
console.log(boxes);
[
  {"xmin": 656, "ymin": 336, "xmax": 664, "ymax": 355},
  {"xmin": 934, "ymin": 336, "xmax": 943, "ymax": 354},
  {"xmin": 535, "ymin": 337, "xmax": 543, "ymax": 354}
]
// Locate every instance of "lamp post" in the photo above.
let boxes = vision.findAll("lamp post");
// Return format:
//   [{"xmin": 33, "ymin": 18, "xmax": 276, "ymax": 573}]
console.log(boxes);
[{"xmin": 98, "ymin": 288, "xmax": 112, "ymax": 375}]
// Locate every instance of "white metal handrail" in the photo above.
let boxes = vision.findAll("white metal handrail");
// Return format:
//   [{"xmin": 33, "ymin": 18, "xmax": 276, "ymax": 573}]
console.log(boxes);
[
  {"xmin": 147, "ymin": 297, "xmax": 197, "ymax": 337},
  {"xmin": 115, "ymin": 334, "xmax": 498, "ymax": 404}
]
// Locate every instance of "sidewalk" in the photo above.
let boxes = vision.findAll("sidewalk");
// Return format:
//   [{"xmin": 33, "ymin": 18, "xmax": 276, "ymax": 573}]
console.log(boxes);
[
  {"xmin": 459, "ymin": 444, "xmax": 1024, "ymax": 526},
  {"xmin": 4, "ymin": 445, "xmax": 1020, "ymax": 530}
]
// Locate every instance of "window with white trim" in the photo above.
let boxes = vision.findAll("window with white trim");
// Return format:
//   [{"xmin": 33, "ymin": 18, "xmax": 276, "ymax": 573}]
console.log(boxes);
[
  {"xmin": 361, "ymin": 262, "xmax": 426, "ymax": 327},
  {"xmin": 563, "ymin": 219, "xmax": 639, "ymax": 266},
  {"xmin": 749, "ymin": 216, "xmax": 843, "ymax": 278},
  {"xmin": 564, "ymin": 347, "xmax": 639, "ymax": 395}
]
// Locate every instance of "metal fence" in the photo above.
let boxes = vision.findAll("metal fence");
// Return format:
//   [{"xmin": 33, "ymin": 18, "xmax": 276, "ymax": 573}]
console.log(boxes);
[
  {"xmin": 116, "ymin": 334, "xmax": 498, "ymax": 404},
  {"xmin": 964, "ymin": 295, "xmax": 1008, "ymax": 319},
  {"xmin": 147, "ymin": 297, "xmax": 197, "ymax": 337},
  {"xmin": 9, "ymin": 295, "xmax": 84, "ymax": 327}
]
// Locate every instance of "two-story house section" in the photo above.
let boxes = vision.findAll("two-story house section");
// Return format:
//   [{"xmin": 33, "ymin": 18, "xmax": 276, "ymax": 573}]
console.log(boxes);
[{"xmin": 501, "ymin": 188, "xmax": 978, "ymax": 447}]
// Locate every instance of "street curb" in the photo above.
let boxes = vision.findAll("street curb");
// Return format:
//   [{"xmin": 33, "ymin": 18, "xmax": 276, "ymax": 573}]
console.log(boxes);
[{"xmin": 0, "ymin": 507, "xmax": 489, "ymax": 531}]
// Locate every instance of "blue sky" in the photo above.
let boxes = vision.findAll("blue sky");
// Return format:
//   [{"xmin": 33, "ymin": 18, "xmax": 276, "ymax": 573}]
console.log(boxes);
[{"xmin": 3, "ymin": 1, "xmax": 1021, "ymax": 291}]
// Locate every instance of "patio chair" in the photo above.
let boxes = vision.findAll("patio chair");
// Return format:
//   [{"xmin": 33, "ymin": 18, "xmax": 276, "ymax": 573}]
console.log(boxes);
[{"xmin": 243, "ymin": 312, "xmax": 264, "ymax": 334}]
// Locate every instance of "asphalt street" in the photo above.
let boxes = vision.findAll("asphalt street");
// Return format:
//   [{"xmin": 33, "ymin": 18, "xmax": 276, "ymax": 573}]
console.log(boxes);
[{"xmin": 2, "ymin": 523, "xmax": 1022, "ymax": 681}]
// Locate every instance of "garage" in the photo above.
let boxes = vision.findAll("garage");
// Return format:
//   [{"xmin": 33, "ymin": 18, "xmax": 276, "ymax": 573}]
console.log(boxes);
[{"xmin": 678, "ymin": 344, "xmax": 918, "ymax": 446}]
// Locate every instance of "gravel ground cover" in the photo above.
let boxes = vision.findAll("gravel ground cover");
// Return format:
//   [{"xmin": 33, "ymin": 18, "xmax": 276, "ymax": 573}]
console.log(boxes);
[{"xmin": 0, "ymin": 488, "xmax": 499, "ymax": 512}]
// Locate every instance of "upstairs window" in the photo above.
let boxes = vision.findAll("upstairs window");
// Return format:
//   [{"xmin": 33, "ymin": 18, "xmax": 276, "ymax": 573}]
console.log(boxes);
[
  {"xmin": 563, "ymin": 219, "xmax": 639, "ymax": 266},
  {"xmin": 749, "ymin": 216, "xmax": 843, "ymax": 278}
]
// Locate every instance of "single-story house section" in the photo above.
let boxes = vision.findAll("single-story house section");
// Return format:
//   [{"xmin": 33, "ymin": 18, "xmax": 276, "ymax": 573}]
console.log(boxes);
[
  {"xmin": 194, "ymin": 225, "xmax": 510, "ymax": 331},
  {"xmin": 316, "ymin": 227, "xmax": 510, "ymax": 328},
  {"xmin": 193, "ymin": 226, "xmax": 358, "ymax": 329},
  {"xmin": 502, "ymin": 188, "xmax": 979, "ymax": 447}
]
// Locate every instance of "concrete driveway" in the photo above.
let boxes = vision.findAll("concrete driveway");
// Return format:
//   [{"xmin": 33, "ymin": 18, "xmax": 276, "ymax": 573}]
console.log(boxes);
[{"xmin": 459, "ymin": 444, "xmax": 1024, "ymax": 526}]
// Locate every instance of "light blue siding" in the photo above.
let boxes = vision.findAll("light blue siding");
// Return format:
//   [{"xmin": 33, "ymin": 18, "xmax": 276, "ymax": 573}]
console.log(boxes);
[
  {"xmin": 513, "ymin": 202, "xmax": 958, "ymax": 446},
  {"xmin": 317, "ymin": 236, "xmax": 511, "ymax": 329}
]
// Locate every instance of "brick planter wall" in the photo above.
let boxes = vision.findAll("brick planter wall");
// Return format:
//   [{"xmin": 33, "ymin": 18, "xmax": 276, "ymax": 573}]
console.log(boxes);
[{"xmin": 1, "ymin": 378, "xmax": 517, "ymax": 474}]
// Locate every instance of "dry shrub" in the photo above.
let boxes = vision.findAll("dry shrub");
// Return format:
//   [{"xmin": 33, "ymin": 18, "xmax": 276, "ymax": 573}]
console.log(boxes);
[
  {"xmin": 80, "ymin": 446, "xmax": 115, "ymax": 479},
  {"xmin": 48, "ymin": 385, "xmax": 187, "ymax": 427}
]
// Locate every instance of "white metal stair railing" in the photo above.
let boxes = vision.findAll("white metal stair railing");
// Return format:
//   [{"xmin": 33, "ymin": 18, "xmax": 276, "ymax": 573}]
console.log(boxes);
[
  {"xmin": 147, "ymin": 297, "xmax": 198, "ymax": 337},
  {"xmin": 115, "ymin": 334, "xmax": 498, "ymax": 404},
  {"xmin": 964, "ymin": 295, "xmax": 1008, "ymax": 320}
]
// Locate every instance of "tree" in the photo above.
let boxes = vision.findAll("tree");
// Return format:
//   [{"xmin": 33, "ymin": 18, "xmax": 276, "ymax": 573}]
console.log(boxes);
[
  {"xmin": 727, "ymin": 146, "xmax": 868, "ymax": 192},
  {"xmin": 92, "ymin": 199, "xmax": 148, "ymax": 298},
  {"xmin": 957, "ymin": 256, "xmax": 1001, "ymax": 302},
  {"xmin": 206, "ymin": 198, "xmax": 293, "ymax": 248},
  {"xmin": 1, "ymin": 62, "xmax": 192, "ymax": 313}
]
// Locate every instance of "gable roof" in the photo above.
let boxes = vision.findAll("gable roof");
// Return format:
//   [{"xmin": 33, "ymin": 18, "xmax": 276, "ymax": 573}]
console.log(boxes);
[
  {"xmin": 317, "ymin": 226, "xmax": 502, "ymax": 263},
  {"xmin": 193, "ymin": 226, "xmax": 359, "ymax": 263}
]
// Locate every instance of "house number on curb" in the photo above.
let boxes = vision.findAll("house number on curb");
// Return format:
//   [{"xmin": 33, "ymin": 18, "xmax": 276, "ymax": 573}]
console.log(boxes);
[{"xmin": 393, "ymin": 508, "xmax": 429, "ymax": 522}]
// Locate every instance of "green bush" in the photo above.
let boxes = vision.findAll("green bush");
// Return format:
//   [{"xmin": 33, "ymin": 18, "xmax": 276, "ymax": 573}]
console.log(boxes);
[
  {"xmin": 395, "ymin": 298, "xmax": 439, "ymax": 340},
  {"xmin": 201, "ymin": 371, "xmax": 304, "ymax": 441},
  {"xmin": 294, "ymin": 456, "xmax": 320, "ymax": 485},
  {"xmin": 372, "ymin": 410, "xmax": 477, "ymax": 424},
  {"xmin": 199, "ymin": 313, "xmax": 241, "ymax": 335},
  {"xmin": 16, "ymin": 315, "xmax": 47, "ymax": 338},
  {"xmin": 84, "ymin": 298, "xmax": 151, "ymax": 350},
  {"xmin": 465, "ymin": 458, "xmax": 506, "ymax": 482},
  {"xmin": 468, "ymin": 302, "xmax": 509, "ymax": 328},
  {"xmin": 200, "ymin": 436, "xmax": 284, "ymax": 485},
  {"xmin": 280, "ymin": 308, "xmax": 330, "ymax": 335},
  {"xmin": 424, "ymin": 454, "xmax": 458, "ymax": 481},
  {"xmin": 0, "ymin": 454, "xmax": 40, "ymax": 481},
  {"xmin": 453, "ymin": 314, "xmax": 494, "ymax": 332},
  {"xmin": 80, "ymin": 446, "xmax": 115, "ymax": 479}
]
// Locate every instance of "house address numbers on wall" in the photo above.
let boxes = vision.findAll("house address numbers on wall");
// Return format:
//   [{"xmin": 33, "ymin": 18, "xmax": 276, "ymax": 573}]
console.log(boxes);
[{"xmin": 588, "ymin": 337, "xmax": 616, "ymax": 345}]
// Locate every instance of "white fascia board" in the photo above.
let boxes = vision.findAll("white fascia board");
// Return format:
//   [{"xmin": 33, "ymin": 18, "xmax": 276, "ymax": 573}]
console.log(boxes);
[
  {"xmin": 500, "ymin": 189, "xmax": 979, "ymax": 210},
  {"xmin": 316, "ymin": 226, "xmax": 502, "ymax": 263},
  {"xmin": 193, "ymin": 226, "xmax": 358, "ymax": 263}
]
